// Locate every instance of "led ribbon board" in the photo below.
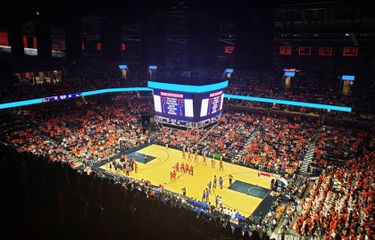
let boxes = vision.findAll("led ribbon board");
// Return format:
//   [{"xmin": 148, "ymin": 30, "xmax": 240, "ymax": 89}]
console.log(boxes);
[
  {"xmin": 224, "ymin": 94, "xmax": 352, "ymax": 112},
  {"xmin": 0, "ymin": 87, "xmax": 152, "ymax": 109},
  {"xmin": 147, "ymin": 81, "xmax": 229, "ymax": 93},
  {"xmin": 0, "ymin": 98, "xmax": 44, "ymax": 109},
  {"xmin": 0, "ymin": 87, "xmax": 352, "ymax": 113},
  {"xmin": 81, "ymin": 87, "xmax": 151, "ymax": 97}
]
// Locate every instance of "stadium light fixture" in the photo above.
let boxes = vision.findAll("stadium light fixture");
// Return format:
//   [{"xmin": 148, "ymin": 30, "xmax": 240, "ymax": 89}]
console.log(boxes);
[
  {"xmin": 118, "ymin": 65, "xmax": 128, "ymax": 69},
  {"xmin": 148, "ymin": 65, "xmax": 157, "ymax": 79},
  {"xmin": 225, "ymin": 68, "xmax": 234, "ymax": 74},
  {"xmin": 341, "ymin": 75, "xmax": 355, "ymax": 81},
  {"xmin": 148, "ymin": 65, "xmax": 158, "ymax": 70},
  {"xmin": 224, "ymin": 68, "xmax": 234, "ymax": 79},
  {"xmin": 284, "ymin": 71, "xmax": 296, "ymax": 77},
  {"xmin": 119, "ymin": 65, "xmax": 128, "ymax": 79}
]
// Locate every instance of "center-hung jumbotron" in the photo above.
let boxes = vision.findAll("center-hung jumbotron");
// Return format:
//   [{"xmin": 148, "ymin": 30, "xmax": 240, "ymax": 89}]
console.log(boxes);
[{"xmin": 148, "ymin": 78, "xmax": 228, "ymax": 128}]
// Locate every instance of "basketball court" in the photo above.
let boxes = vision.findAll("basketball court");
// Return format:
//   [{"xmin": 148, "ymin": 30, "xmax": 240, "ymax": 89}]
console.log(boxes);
[{"xmin": 100, "ymin": 144, "xmax": 272, "ymax": 216}]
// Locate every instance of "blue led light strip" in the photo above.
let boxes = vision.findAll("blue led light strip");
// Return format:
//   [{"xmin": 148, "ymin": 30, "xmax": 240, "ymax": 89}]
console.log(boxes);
[
  {"xmin": 224, "ymin": 94, "xmax": 352, "ymax": 112},
  {"xmin": 0, "ymin": 98, "xmax": 44, "ymax": 109},
  {"xmin": 148, "ymin": 81, "xmax": 229, "ymax": 93},
  {"xmin": 81, "ymin": 87, "xmax": 151, "ymax": 97},
  {"xmin": 0, "ymin": 87, "xmax": 152, "ymax": 110},
  {"xmin": 0, "ymin": 87, "xmax": 352, "ymax": 112}
]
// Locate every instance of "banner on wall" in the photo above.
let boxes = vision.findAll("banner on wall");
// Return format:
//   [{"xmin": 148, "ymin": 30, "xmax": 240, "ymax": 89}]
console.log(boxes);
[{"xmin": 210, "ymin": 152, "xmax": 222, "ymax": 160}]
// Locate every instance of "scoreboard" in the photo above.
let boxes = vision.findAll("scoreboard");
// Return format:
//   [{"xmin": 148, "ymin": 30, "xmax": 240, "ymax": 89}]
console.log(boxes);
[
  {"xmin": 161, "ymin": 93, "xmax": 185, "ymax": 116},
  {"xmin": 149, "ymin": 80, "xmax": 228, "ymax": 128},
  {"xmin": 153, "ymin": 89, "xmax": 224, "ymax": 122},
  {"xmin": 153, "ymin": 90, "xmax": 194, "ymax": 120},
  {"xmin": 200, "ymin": 90, "xmax": 224, "ymax": 118}
]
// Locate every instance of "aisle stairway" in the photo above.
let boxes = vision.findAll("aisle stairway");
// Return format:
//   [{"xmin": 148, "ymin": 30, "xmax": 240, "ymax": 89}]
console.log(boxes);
[
  {"xmin": 300, "ymin": 126, "xmax": 324, "ymax": 174},
  {"xmin": 197, "ymin": 122, "xmax": 218, "ymax": 145},
  {"xmin": 233, "ymin": 126, "xmax": 259, "ymax": 163},
  {"xmin": 300, "ymin": 143, "xmax": 316, "ymax": 174}
]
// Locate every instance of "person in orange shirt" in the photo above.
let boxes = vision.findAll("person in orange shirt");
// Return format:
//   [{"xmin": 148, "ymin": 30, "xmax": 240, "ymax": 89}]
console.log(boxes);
[
  {"xmin": 125, "ymin": 166, "xmax": 130, "ymax": 176},
  {"xmin": 190, "ymin": 165, "xmax": 194, "ymax": 176},
  {"xmin": 175, "ymin": 162, "xmax": 180, "ymax": 172},
  {"xmin": 170, "ymin": 171, "xmax": 173, "ymax": 181}
]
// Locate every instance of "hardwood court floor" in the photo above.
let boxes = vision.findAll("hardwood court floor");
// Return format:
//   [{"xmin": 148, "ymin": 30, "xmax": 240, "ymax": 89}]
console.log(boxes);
[{"xmin": 101, "ymin": 144, "xmax": 272, "ymax": 216}]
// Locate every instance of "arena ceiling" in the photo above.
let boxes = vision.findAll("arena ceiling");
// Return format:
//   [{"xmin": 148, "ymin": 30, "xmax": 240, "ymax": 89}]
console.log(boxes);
[{"xmin": 1, "ymin": 0, "xmax": 369, "ymax": 25}]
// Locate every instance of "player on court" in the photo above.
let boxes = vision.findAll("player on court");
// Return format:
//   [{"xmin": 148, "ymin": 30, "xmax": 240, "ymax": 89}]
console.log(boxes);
[
  {"xmin": 203, "ymin": 150, "xmax": 207, "ymax": 166},
  {"xmin": 201, "ymin": 189, "xmax": 206, "ymax": 202},
  {"xmin": 208, "ymin": 181, "xmax": 212, "ymax": 193},
  {"xmin": 211, "ymin": 157, "xmax": 215, "ymax": 168},
  {"xmin": 181, "ymin": 163, "xmax": 185, "ymax": 173},
  {"xmin": 173, "ymin": 170, "xmax": 176, "ymax": 180},
  {"xmin": 219, "ymin": 158, "xmax": 224, "ymax": 171},
  {"xmin": 187, "ymin": 148, "xmax": 192, "ymax": 161},
  {"xmin": 185, "ymin": 163, "xmax": 189, "ymax": 173}
]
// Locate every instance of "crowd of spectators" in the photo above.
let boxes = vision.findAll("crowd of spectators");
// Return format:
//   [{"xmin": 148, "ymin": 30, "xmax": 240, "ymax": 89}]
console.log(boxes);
[
  {"xmin": 0, "ymin": 58, "xmax": 124, "ymax": 103},
  {"xmin": 1, "ymin": 92, "xmax": 374, "ymax": 239},
  {"xmin": 293, "ymin": 134, "xmax": 375, "ymax": 239},
  {"xmin": 153, "ymin": 109, "xmax": 371, "ymax": 179},
  {"xmin": 1, "ymin": 52, "xmax": 375, "ymax": 239},
  {"xmin": 155, "ymin": 110, "xmax": 318, "ymax": 177},
  {"xmin": 1, "ymin": 54, "xmax": 374, "ymax": 121},
  {"xmin": 239, "ymin": 115, "xmax": 316, "ymax": 175},
  {"xmin": 0, "ymin": 145, "xmax": 275, "ymax": 240},
  {"xmin": 5, "ymin": 95, "xmax": 148, "ymax": 166},
  {"xmin": 312, "ymin": 125, "xmax": 368, "ymax": 170},
  {"xmin": 153, "ymin": 112, "xmax": 261, "ymax": 162},
  {"xmin": 227, "ymin": 53, "xmax": 375, "ymax": 109}
]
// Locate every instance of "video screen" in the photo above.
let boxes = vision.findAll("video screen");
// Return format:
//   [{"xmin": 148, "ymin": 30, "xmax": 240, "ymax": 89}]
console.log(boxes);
[
  {"xmin": 151, "ymin": 87, "xmax": 225, "ymax": 122},
  {"xmin": 153, "ymin": 90, "xmax": 194, "ymax": 119},
  {"xmin": 200, "ymin": 90, "xmax": 224, "ymax": 118}
]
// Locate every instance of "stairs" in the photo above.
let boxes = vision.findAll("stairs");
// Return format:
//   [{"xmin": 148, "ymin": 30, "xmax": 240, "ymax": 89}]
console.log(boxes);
[
  {"xmin": 197, "ymin": 122, "xmax": 218, "ymax": 146},
  {"xmin": 300, "ymin": 126, "xmax": 324, "ymax": 174},
  {"xmin": 300, "ymin": 142, "xmax": 315, "ymax": 174},
  {"xmin": 233, "ymin": 126, "xmax": 260, "ymax": 163}
]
